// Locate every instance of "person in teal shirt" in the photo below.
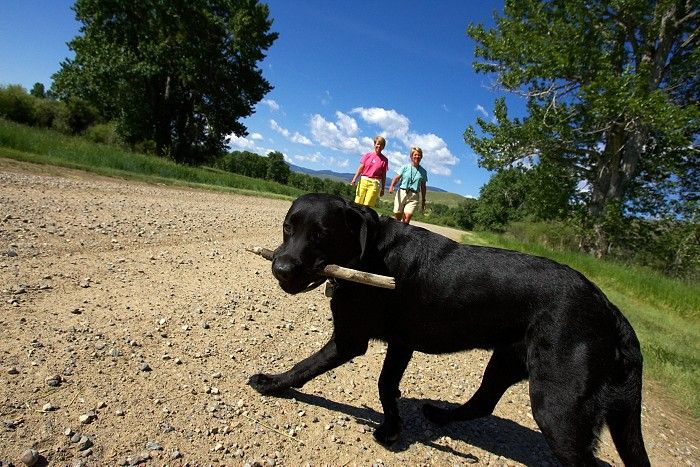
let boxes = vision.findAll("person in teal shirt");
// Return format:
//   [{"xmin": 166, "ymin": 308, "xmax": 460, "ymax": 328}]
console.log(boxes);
[{"xmin": 388, "ymin": 146, "xmax": 428, "ymax": 224}]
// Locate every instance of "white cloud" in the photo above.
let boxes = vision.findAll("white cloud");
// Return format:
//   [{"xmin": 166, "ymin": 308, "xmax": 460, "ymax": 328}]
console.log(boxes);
[
  {"xmin": 441, "ymin": 104, "xmax": 449, "ymax": 112},
  {"xmin": 227, "ymin": 134, "xmax": 258, "ymax": 151},
  {"xmin": 250, "ymin": 132, "xmax": 263, "ymax": 141},
  {"xmin": 307, "ymin": 107, "xmax": 459, "ymax": 177},
  {"xmin": 293, "ymin": 152, "xmax": 351, "ymax": 170},
  {"xmin": 270, "ymin": 119, "xmax": 312, "ymax": 145},
  {"xmin": 309, "ymin": 114, "xmax": 364, "ymax": 153},
  {"xmin": 475, "ymin": 104, "xmax": 489, "ymax": 118},
  {"xmin": 351, "ymin": 107, "xmax": 410, "ymax": 139},
  {"xmin": 261, "ymin": 99, "xmax": 280, "ymax": 111}
]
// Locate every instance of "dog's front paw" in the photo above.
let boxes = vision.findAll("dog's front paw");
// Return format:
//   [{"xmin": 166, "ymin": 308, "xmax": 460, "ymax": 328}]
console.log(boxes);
[
  {"xmin": 373, "ymin": 417, "xmax": 402, "ymax": 445},
  {"xmin": 248, "ymin": 373, "xmax": 289, "ymax": 395},
  {"xmin": 422, "ymin": 403, "xmax": 451, "ymax": 425}
]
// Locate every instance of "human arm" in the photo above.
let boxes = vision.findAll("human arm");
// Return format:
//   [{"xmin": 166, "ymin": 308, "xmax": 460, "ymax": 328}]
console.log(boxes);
[
  {"xmin": 350, "ymin": 163, "xmax": 364, "ymax": 186},
  {"xmin": 388, "ymin": 174, "xmax": 401, "ymax": 193},
  {"xmin": 420, "ymin": 181, "xmax": 427, "ymax": 212}
]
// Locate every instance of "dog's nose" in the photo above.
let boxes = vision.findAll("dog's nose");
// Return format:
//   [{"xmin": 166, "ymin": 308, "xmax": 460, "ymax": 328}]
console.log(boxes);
[{"xmin": 271, "ymin": 257, "xmax": 295, "ymax": 282}]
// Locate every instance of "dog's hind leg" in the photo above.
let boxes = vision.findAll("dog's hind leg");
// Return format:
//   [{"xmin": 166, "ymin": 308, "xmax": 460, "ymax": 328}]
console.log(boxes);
[
  {"xmin": 423, "ymin": 344, "xmax": 527, "ymax": 425},
  {"xmin": 248, "ymin": 333, "xmax": 368, "ymax": 395},
  {"xmin": 374, "ymin": 343, "xmax": 413, "ymax": 445},
  {"xmin": 529, "ymin": 376, "xmax": 602, "ymax": 466}
]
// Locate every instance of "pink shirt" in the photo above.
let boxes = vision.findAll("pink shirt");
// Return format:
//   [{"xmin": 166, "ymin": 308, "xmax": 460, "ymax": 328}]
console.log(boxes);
[{"xmin": 359, "ymin": 151, "xmax": 388, "ymax": 179}]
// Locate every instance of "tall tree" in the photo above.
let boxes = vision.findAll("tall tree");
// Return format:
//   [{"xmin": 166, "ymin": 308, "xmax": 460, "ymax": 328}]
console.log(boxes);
[
  {"xmin": 52, "ymin": 0, "xmax": 277, "ymax": 163},
  {"xmin": 465, "ymin": 0, "xmax": 699, "ymax": 256},
  {"xmin": 265, "ymin": 151, "xmax": 290, "ymax": 184}
]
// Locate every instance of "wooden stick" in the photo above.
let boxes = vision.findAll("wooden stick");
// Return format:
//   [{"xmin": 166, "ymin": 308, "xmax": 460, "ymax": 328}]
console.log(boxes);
[{"xmin": 246, "ymin": 246, "xmax": 395, "ymax": 290}]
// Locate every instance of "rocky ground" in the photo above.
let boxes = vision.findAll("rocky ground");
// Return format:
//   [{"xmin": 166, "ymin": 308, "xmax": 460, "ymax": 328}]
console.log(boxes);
[{"xmin": 0, "ymin": 159, "xmax": 697, "ymax": 466}]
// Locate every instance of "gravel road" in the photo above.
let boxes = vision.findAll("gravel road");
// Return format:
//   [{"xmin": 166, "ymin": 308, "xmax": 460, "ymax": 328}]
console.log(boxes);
[{"xmin": 1, "ymin": 160, "xmax": 697, "ymax": 466}]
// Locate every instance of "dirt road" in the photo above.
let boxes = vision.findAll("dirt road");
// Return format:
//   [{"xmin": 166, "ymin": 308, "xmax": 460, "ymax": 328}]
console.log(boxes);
[{"xmin": 1, "ymin": 160, "xmax": 697, "ymax": 466}]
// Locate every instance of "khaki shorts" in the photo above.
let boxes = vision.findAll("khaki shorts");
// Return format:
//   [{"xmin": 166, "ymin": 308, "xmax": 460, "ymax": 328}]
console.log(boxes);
[{"xmin": 394, "ymin": 189, "xmax": 419, "ymax": 215}]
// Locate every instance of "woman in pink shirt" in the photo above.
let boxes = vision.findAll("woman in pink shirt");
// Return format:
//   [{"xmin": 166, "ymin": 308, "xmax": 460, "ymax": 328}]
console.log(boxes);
[{"xmin": 350, "ymin": 135, "xmax": 389, "ymax": 207}]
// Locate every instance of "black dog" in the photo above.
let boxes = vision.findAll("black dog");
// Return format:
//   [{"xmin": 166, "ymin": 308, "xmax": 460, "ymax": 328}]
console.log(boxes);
[{"xmin": 249, "ymin": 193, "xmax": 650, "ymax": 466}]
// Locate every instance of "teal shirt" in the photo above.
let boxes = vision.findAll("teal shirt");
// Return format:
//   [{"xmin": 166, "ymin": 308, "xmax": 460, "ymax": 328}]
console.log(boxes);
[{"xmin": 396, "ymin": 164, "xmax": 428, "ymax": 192}]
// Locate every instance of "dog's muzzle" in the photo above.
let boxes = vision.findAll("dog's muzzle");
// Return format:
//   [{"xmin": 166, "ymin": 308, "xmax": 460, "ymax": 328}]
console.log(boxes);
[{"xmin": 271, "ymin": 255, "xmax": 325, "ymax": 294}]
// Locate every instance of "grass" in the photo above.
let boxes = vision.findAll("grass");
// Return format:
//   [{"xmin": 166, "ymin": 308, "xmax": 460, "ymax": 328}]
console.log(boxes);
[
  {"xmin": 1, "ymin": 119, "xmax": 698, "ymax": 419},
  {"xmin": 0, "ymin": 119, "xmax": 303, "ymax": 199}
]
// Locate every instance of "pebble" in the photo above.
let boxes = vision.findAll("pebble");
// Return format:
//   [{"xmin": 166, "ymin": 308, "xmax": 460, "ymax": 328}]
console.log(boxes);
[
  {"xmin": 19, "ymin": 448, "xmax": 39, "ymax": 466},
  {"xmin": 138, "ymin": 363, "xmax": 152, "ymax": 372},
  {"xmin": 7, "ymin": 367, "xmax": 19, "ymax": 375},
  {"xmin": 42, "ymin": 403, "xmax": 56, "ymax": 412},
  {"xmin": 145, "ymin": 441, "xmax": 162, "ymax": 451},
  {"xmin": 45, "ymin": 374, "xmax": 62, "ymax": 387},
  {"xmin": 77, "ymin": 436, "xmax": 93, "ymax": 451},
  {"xmin": 79, "ymin": 412, "xmax": 96, "ymax": 424}
]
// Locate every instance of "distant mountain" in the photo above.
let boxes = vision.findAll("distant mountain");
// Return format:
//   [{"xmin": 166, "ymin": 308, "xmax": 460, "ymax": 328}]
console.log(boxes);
[{"xmin": 287, "ymin": 162, "xmax": 447, "ymax": 193}]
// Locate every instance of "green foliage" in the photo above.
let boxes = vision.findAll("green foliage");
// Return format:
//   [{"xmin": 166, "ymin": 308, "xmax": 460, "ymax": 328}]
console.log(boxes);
[
  {"xmin": 84, "ymin": 121, "xmax": 123, "ymax": 146},
  {"xmin": 30, "ymin": 83, "xmax": 46, "ymax": 99},
  {"xmin": 0, "ymin": 85, "xmax": 36, "ymax": 125},
  {"xmin": 466, "ymin": 0, "xmax": 700, "ymax": 256},
  {"xmin": 215, "ymin": 151, "xmax": 268, "ymax": 178},
  {"xmin": 51, "ymin": 0, "xmax": 278, "ymax": 163},
  {"xmin": 212, "ymin": 150, "xmax": 356, "ymax": 199},
  {"xmin": 0, "ymin": 84, "xmax": 99, "ymax": 135},
  {"xmin": 266, "ymin": 151, "xmax": 291, "ymax": 184},
  {"xmin": 452, "ymin": 198, "xmax": 478, "ymax": 230},
  {"xmin": 52, "ymin": 97, "xmax": 99, "ymax": 135}
]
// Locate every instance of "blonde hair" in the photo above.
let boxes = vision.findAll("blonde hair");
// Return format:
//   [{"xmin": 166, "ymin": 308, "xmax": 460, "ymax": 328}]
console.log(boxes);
[
  {"xmin": 374, "ymin": 135, "xmax": 386, "ymax": 148},
  {"xmin": 411, "ymin": 146, "xmax": 423, "ymax": 157}
]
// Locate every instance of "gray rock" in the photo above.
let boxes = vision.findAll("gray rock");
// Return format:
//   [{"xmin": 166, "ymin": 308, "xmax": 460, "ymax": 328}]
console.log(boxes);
[{"xmin": 19, "ymin": 448, "xmax": 39, "ymax": 466}]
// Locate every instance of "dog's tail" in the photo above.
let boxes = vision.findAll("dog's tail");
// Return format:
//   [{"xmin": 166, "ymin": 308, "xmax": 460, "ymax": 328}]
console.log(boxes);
[{"xmin": 603, "ymin": 299, "xmax": 651, "ymax": 466}]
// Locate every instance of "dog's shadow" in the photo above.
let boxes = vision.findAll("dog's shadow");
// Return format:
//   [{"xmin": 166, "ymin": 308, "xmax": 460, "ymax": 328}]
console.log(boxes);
[{"xmin": 280, "ymin": 389, "xmax": 612, "ymax": 466}]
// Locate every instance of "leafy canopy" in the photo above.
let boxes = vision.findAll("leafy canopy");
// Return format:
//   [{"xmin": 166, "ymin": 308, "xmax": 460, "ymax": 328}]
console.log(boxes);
[
  {"xmin": 465, "ymin": 0, "xmax": 699, "ymax": 255},
  {"xmin": 52, "ymin": 0, "xmax": 278, "ymax": 163}
]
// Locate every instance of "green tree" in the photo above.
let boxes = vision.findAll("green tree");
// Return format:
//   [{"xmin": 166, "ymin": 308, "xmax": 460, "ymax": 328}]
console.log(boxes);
[
  {"xmin": 452, "ymin": 198, "xmax": 478, "ymax": 230},
  {"xmin": 265, "ymin": 151, "xmax": 290, "ymax": 184},
  {"xmin": 465, "ymin": 0, "xmax": 699, "ymax": 256},
  {"xmin": 52, "ymin": 0, "xmax": 277, "ymax": 163},
  {"xmin": 474, "ymin": 168, "xmax": 528, "ymax": 230},
  {"xmin": 30, "ymin": 83, "xmax": 46, "ymax": 99}
]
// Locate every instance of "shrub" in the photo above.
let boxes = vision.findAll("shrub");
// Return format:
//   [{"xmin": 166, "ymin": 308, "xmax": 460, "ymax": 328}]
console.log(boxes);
[
  {"xmin": 0, "ymin": 85, "xmax": 36, "ymax": 125},
  {"xmin": 85, "ymin": 122, "xmax": 122, "ymax": 146}
]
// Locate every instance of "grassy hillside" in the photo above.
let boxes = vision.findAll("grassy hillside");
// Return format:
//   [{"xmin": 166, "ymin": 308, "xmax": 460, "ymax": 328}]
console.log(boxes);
[{"xmin": 0, "ymin": 119, "xmax": 302, "ymax": 199}]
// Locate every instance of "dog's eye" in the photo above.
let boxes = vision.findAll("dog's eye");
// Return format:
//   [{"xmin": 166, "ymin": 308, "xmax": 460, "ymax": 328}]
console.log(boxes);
[
  {"xmin": 312, "ymin": 230, "xmax": 328, "ymax": 244},
  {"xmin": 283, "ymin": 224, "xmax": 292, "ymax": 236}
]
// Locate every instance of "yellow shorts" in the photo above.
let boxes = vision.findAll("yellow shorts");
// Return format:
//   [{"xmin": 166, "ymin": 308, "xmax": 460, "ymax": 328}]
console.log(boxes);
[{"xmin": 354, "ymin": 176, "xmax": 381, "ymax": 207}]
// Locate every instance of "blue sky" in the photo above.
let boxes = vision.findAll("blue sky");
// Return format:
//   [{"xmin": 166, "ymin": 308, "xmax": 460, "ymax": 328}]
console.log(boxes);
[{"xmin": 0, "ymin": 0, "xmax": 524, "ymax": 197}]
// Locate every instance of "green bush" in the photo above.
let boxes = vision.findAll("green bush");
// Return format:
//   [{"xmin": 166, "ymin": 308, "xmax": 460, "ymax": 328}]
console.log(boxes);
[
  {"xmin": 0, "ymin": 85, "xmax": 36, "ymax": 125},
  {"xmin": 85, "ymin": 122, "xmax": 122, "ymax": 146}
]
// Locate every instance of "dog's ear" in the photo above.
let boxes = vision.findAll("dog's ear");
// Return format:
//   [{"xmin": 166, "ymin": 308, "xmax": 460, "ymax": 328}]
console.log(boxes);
[{"xmin": 344, "ymin": 202, "xmax": 378, "ymax": 262}]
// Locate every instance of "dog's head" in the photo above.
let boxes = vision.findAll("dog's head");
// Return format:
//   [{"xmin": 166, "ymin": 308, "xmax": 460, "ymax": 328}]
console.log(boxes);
[{"xmin": 271, "ymin": 193, "xmax": 378, "ymax": 294}]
